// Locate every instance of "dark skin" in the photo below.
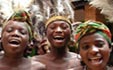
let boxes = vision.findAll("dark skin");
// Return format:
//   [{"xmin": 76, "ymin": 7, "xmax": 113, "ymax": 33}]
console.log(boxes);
[
  {"xmin": 79, "ymin": 33, "xmax": 112, "ymax": 70},
  {"xmin": 37, "ymin": 37, "xmax": 50, "ymax": 55},
  {"xmin": 0, "ymin": 20, "xmax": 45, "ymax": 70},
  {"xmin": 32, "ymin": 20, "xmax": 83, "ymax": 70}
]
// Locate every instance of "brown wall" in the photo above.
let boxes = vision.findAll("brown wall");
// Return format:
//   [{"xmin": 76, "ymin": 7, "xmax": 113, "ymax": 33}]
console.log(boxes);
[
  {"xmin": 74, "ymin": 3, "xmax": 106, "ymax": 23},
  {"xmin": 74, "ymin": 9, "xmax": 85, "ymax": 22}
]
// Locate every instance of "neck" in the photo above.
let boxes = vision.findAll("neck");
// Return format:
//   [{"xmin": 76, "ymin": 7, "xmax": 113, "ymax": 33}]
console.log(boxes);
[
  {"xmin": 86, "ymin": 66, "xmax": 107, "ymax": 70},
  {"xmin": 1, "ymin": 53, "xmax": 25, "ymax": 65},
  {"xmin": 4, "ymin": 52, "xmax": 23, "ymax": 58},
  {"xmin": 50, "ymin": 46, "xmax": 69, "ymax": 59}
]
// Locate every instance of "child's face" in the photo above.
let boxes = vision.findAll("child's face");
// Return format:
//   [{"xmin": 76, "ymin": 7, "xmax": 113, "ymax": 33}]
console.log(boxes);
[
  {"xmin": 79, "ymin": 33, "xmax": 111, "ymax": 70},
  {"xmin": 1, "ymin": 21, "xmax": 30, "ymax": 54}
]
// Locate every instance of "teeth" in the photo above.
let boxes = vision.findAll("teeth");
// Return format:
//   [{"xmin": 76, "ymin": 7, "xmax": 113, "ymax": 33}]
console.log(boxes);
[
  {"xmin": 89, "ymin": 57, "xmax": 102, "ymax": 63},
  {"xmin": 91, "ymin": 59, "xmax": 100, "ymax": 63},
  {"xmin": 54, "ymin": 36, "xmax": 64, "ymax": 40},
  {"xmin": 54, "ymin": 36, "xmax": 63, "ymax": 38},
  {"xmin": 90, "ymin": 57, "xmax": 101, "ymax": 60}
]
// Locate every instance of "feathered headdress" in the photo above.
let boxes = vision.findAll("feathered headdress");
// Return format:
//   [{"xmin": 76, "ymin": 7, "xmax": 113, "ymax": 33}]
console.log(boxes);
[
  {"xmin": 90, "ymin": 0, "xmax": 113, "ymax": 22},
  {"xmin": 41, "ymin": 0, "xmax": 74, "ymax": 28},
  {"xmin": 31, "ymin": 0, "xmax": 74, "ymax": 40},
  {"xmin": 48, "ymin": 0, "xmax": 74, "ymax": 21},
  {"xmin": 0, "ymin": 0, "xmax": 34, "ymax": 40},
  {"xmin": 0, "ymin": 0, "xmax": 34, "ymax": 21}
]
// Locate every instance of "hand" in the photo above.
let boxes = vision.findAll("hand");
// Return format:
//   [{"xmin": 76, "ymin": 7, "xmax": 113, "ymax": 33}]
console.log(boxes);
[{"xmin": 37, "ymin": 38, "xmax": 50, "ymax": 55}]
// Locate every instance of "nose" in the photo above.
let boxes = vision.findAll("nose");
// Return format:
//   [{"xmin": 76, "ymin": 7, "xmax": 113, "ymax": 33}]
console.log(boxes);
[
  {"xmin": 55, "ymin": 27, "xmax": 63, "ymax": 33},
  {"xmin": 12, "ymin": 30, "xmax": 20, "ymax": 37},
  {"xmin": 89, "ymin": 45, "xmax": 99, "ymax": 55}
]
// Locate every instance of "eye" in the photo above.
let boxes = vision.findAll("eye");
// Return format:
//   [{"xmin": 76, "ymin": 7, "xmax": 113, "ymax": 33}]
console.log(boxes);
[
  {"xmin": 61, "ymin": 23, "xmax": 69, "ymax": 29},
  {"xmin": 95, "ymin": 41, "xmax": 105, "ymax": 48},
  {"xmin": 62, "ymin": 25, "xmax": 68, "ymax": 29},
  {"xmin": 49, "ymin": 25, "xmax": 56, "ymax": 29},
  {"xmin": 81, "ymin": 44, "xmax": 90, "ymax": 50},
  {"xmin": 6, "ymin": 27, "xmax": 13, "ymax": 32},
  {"xmin": 20, "ymin": 29, "xmax": 27, "ymax": 35}
]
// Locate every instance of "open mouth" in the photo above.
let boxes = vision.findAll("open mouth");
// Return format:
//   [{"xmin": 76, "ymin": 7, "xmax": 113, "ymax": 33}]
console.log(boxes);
[
  {"xmin": 53, "ymin": 36, "xmax": 64, "ymax": 41},
  {"xmin": 9, "ymin": 39, "xmax": 20, "ymax": 45},
  {"xmin": 88, "ymin": 57, "xmax": 103, "ymax": 64}
]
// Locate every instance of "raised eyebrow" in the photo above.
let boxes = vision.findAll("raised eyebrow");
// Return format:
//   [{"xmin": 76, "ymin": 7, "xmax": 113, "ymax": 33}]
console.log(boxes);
[
  {"xmin": 81, "ymin": 40, "xmax": 103, "ymax": 45},
  {"xmin": 62, "ymin": 23, "xmax": 69, "ymax": 26},
  {"xmin": 20, "ymin": 28, "xmax": 28, "ymax": 33},
  {"xmin": 61, "ymin": 22, "xmax": 70, "ymax": 26},
  {"xmin": 94, "ymin": 39, "xmax": 105, "ymax": 43},
  {"xmin": 80, "ymin": 41, "xmax": 90, "ymax": 44},
  {"xmin": 83, "ymin": 43, "xmax": 89, "ymax": 46}
]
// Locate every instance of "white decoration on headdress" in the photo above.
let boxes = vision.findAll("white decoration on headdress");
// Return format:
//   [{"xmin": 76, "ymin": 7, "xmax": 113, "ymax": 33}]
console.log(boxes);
[
  {"xmin": 56, "ymin": 0, "xmax": 74, "ymax": 21},
  {"xmin": 0, "ymin": 0, "xmax": 13, "ymax": 19},
  {"xmin": 0, "ymin": 0, "xmax": 34, "ymax": 20},
  {"xmin": 90, "ymin": 0, "xmax": 113, "ymax": 22}
]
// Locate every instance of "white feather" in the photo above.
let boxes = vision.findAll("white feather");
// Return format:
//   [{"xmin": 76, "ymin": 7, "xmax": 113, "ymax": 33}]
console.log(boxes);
[
  {"xmin": 0, "ymin": 0, "xmax": 34, "ymax": 20},
  {"xmin": 54, "ymin": 0, "xmax": 74, "ymax": 21},
  {"xmin": 0, "ymin": 0, "xmax": 13, "ymax": 19},
  {"xmin": 90, "ymin": 0, "xmax": 113, "ymax": 22}
]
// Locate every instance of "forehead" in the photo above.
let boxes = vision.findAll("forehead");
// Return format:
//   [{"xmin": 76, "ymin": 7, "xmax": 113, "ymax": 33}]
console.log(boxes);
[
  {"xmin": 4, "ymin": 21, "xmax": 27, "ymax": 28},
  {"xmin": 80, "ymin": 33, "xmax": 106, "ymax": 43},
  {"xmin": 49, "ymin": 20, "xmax": 70, "ymax": 26}
]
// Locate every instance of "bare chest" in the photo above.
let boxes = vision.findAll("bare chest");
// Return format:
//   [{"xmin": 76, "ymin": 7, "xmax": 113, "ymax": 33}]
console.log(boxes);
[{"xmin": 0, "ymin": 63, "xmax": 31, "ymax": 70}]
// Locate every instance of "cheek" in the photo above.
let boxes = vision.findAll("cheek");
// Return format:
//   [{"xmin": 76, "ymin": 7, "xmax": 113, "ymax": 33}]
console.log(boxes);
[
  {"xmin": 66, "ymin": 29, "xmax": 71, "ymax": 33},
  {"xmin": 65, "ymin": 30, "xmax": 71, "ymax": 36},
  {"xmin": 79, "ymin": 49, "xmax": 87, "ymax": 59},
  {"xmin": 102, "ymin": 43, "xmax": 111, "ymax": 55},
  {"xmin": 1, "ymin": 33, "xmax": 8, "ymax": 42},
  {"xmin": 79, "ymin": 47, "xmax": 88, "ymax": 61},
  {"xmin": 23, "ymin": 35, "xmax": 29, "ymax": 43},
  {"xmin": 27, "ymin": 36, "xmax": 30, "ymax": 42},
  {"xmin": 46, "ymin": 30, "xmax": 53, "ymax": 36},
  {"xmin": 102, "ymin": 48, "xmax": 111, "ymax": 58}
]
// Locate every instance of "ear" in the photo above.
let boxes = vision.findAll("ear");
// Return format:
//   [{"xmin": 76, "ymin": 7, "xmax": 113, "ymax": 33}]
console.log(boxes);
[
  {"xmin": 110, "ymin": 47, "xmax": 112, "ymax": 53},
  {"xmin": 45, "ymin": 28, "xmax": 47, "ymax": 35},
  {"xmin": 110, "ymin": 43, "xmax": 113, "ymax": 52}
]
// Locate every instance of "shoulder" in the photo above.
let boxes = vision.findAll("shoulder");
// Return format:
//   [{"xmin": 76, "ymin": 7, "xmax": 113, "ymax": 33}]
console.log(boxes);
[
  {"xmin": 31, "ymin": 54, "xmax": 48, "ymax": 61},
  {"xmin": 68, "ymin": 52, "xmax": 82, "ymax": 68},
  {"xmin": 31, "ymin": 60, "xmax": 46, "ymax": 70},
  {"xmin": 68, "ymin": 52, "xmax": 80, "ymax": 59},
  {"xmin": 31, "ymin": 54, "xmax": 50, "ymax": 65},
  {"xmin": 107, "ymin": 66, "xmax": 113, "ymax": 70}
]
